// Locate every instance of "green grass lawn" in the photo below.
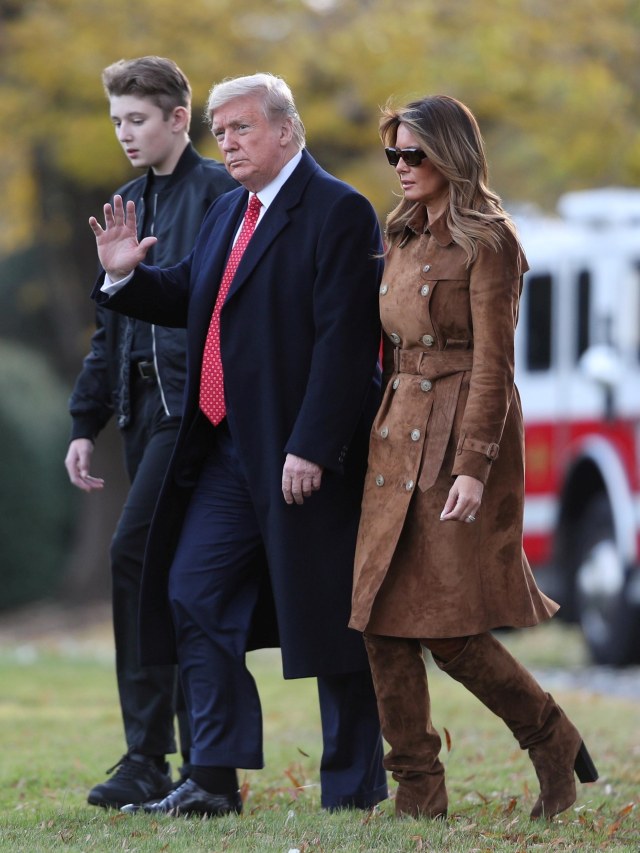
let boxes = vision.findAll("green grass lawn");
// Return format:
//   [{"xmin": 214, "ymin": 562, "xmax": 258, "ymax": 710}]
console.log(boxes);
[{"xmin": 0, "ymin": 615, "xmax": 637, "ymax": 851}]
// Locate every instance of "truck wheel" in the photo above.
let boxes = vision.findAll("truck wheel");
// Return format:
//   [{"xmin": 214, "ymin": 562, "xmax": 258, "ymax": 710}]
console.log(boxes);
[{"xmin": 575, "ymin": 494, "xmax": 640, "ymax": 665}]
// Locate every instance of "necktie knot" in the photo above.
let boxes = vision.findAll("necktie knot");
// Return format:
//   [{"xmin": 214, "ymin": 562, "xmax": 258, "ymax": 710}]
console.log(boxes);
[{"xmin": 247, "ymin": 193, "xmax": 262, "ymax": 218}]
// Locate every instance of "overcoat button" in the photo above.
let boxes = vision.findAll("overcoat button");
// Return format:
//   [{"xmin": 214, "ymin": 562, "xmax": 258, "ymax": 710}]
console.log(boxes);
[
  {"xmin": 392, "ymin": 378, "xmax": 400, "ymax": 390},
  {"xmin": 389, "ymin": 332, "xmax": 401, "ymax": 345},
  {"xmin": 423, "ymin": 264, "xmax": 431, "ymax": 273},
  {"xmin": 410, "ymin": 429, "xmax": 421, "ymax": 441},
  {"xmin": 405, "ymin": 480, "xmax": 414, "ymax": 491},
  {"xmin": 421, "ymin": 334, "xmax": 434, "ymax": 347},
  {"xmin": 375, "ymin": 474, "xmax": 385, "ymax": 486},
  {"xmin": 380, "ymin": 426, "xmax": 389, "ymax": 438},
  {"xmin": 420, "ymin": 284, "xmax": 430, "ymax": 297},
  {"xmin": 420, "ymin": 379, "xmax": 432, "ymax": 392},
  {"xmin": 380, "ymin": 283, "xmax": 388, "ymax": 295}
]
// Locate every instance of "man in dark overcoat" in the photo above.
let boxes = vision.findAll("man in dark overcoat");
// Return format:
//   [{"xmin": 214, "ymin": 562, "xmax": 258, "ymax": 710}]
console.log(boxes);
[{"xmin": 89, "ymin": 72, "xmax": 387, "ymax": 816}]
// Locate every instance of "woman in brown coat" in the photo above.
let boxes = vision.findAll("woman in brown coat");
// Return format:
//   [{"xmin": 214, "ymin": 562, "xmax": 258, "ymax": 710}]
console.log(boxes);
[{"xmin": 350, "ymin": 95, "xmax": 597, "ymax": 820}]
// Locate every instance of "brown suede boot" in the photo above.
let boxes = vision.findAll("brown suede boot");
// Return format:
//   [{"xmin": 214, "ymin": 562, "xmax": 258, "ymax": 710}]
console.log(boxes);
[
  {"xmin": 364, "ymin": 633, "xmax": 448, "ymax": 819},
  {"xmin": 432, "ymin": 632, "xmax": 598, "ymax": 819}
]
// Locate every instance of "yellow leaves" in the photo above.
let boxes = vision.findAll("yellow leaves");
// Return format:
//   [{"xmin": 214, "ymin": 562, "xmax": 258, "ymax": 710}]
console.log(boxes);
[
  {"xmin": 1, "ymin": 0, "xmax": 640, "ymax": 257},
  {"xmin": 53, "ymin": 114, "xmax": 127, "ymax": 188}
]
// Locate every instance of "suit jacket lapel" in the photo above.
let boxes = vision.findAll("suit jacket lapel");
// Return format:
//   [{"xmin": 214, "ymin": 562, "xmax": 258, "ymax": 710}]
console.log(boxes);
[{"xmin": 190, "ymin": 191, "xmax": 247, "ymax": 347}]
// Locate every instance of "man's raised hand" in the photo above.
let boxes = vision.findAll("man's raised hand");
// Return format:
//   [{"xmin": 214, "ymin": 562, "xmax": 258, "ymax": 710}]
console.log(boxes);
[{"xmin": 89, "ymin": 195, "xmax": 157, "ymax": 280}]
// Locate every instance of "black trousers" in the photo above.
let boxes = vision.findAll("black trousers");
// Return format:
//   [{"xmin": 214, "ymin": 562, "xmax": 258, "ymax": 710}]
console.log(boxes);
[
  {"xmin": 168, "ymin": 422, "xmax": 387, "ymax": 808},
  {"xmin": 110, "ymin": 374, "xmax": 189, "ymax": 762}
]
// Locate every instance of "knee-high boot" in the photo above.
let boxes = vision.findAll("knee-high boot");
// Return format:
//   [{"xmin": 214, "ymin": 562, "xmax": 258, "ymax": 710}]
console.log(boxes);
[
  {"xmin": 432, "ymin": 632, "xmax": 598, "ymax": 819},
  {"xmin": 364, "ymin": 633, "xmax": 447, "ymax": 818}
]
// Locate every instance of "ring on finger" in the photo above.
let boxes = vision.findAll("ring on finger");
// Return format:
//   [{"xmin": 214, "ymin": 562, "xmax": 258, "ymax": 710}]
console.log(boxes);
[{"xmin": 466, "ymin": 515, "xmax": 476, "ymax": 523}]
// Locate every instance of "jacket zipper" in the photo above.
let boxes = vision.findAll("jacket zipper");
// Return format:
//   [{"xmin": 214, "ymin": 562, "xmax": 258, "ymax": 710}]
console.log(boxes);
[{"xmin": 149, "ymin": 191, "xmax": 171, "ymax": 416}]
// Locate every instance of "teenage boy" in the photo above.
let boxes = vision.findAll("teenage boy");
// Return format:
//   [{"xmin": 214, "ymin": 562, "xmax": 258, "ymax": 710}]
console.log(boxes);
[{"xmin": 65, "ymin": 55, "xmax": 236, "ymax": 809}]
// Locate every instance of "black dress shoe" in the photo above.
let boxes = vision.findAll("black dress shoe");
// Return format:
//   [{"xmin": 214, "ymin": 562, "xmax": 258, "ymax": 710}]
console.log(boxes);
[{"xmin": 121, "ymin": 778, "xmax": 242, "ymax": 817}]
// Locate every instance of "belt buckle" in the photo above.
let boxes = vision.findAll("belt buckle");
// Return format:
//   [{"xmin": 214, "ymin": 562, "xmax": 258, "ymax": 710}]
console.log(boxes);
[{"xmin": 137, "ymin": 360, "xmax": 155, "ymax": 381}]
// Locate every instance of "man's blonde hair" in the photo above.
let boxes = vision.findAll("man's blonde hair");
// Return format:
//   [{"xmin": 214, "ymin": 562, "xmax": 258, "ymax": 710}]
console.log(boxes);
[{"xmin": 206, "ymin": 73, "xmax": 305, "ymax": 149}]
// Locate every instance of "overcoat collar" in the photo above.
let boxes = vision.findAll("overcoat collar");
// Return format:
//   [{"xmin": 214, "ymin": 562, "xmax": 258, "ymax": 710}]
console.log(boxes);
[{"xmin": 405, "ymin": 206, "xmax": 453, "ymax": 247}]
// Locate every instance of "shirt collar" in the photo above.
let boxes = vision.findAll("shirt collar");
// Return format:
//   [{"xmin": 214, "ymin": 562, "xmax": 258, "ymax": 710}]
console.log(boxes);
[{"xmin": 253, "ymin": 150, "xmax": 303, "ymax": 211}]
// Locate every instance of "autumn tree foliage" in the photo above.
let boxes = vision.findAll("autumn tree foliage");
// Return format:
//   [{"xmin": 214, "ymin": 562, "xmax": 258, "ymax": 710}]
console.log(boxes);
[{"xmin": 0, "ymin": 0, "xmax": 639, "ymax": 601}]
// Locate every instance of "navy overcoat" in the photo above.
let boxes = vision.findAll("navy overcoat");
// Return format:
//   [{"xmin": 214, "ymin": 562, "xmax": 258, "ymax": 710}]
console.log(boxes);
[{"xmin": 93, "ymin": 150, "xmax": 383, "ymax": 678}]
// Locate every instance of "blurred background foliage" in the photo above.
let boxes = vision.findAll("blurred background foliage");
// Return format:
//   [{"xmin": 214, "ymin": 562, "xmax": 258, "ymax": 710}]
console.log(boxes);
[{"xmin": 0, "ymin": 0, "xmax": 639, "ymax": 608}]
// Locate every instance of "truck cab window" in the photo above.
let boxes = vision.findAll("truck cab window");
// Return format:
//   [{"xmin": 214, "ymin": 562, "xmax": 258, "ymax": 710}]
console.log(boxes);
[
  {"xmin": 575, "ymin": 270, "xmax": 591, "ymax": 361},
  {"xmin": 636, "ymin": 262, "xmax": 640, "ymax": 362},
  {"xmin": 525, "ymin": 273, "xmax": 552, "ymax": 371}
]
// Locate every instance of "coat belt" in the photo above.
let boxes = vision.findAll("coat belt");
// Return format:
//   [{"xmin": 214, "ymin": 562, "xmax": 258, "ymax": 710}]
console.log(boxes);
[
  {"xmin": 393, "ymin": 347, "xmax": 474, "ymax": 380},
  {"xmin": 392, "ymin": 348, "xmax": 474, "ymax": 492}
]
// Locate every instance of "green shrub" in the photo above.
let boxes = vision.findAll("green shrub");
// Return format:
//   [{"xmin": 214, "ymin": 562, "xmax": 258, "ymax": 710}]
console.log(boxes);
[{"xmin": 0, "ymin": 339, "xmax": 76, "ymax": 609}]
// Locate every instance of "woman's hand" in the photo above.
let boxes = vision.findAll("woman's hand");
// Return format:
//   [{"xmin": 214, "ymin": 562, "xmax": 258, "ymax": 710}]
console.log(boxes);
[{"xmin": 440, "ymin": 474, "xmax": 483, "ymax": 524}]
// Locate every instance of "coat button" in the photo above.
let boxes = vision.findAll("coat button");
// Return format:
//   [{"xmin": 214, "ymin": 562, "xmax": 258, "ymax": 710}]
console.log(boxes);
[
  {"xmin": 380, "ymin": 283, "xmax": 388, "ymax": 295},
  {"xmin": 405, "ymin": 480, "xmax": 414, "ymax": 491},
  {"xmin": 392, "ymin": 378, "xmax": 400, "ymax": 390},
  {"xmin": 375, "ymin": 474, "xmax": 385, "ymax": 486},
  {"xmin": 420, "ymin": 379, "xmax": 432, "ymax": 392},
  {"xmin": 421, "ymin": 334, "xmax": 434, "ymax": 347},
  {"xmin": 420, "ymin": 284, "xmax": 430, "ymax": 297},
  {"xmin": 410, "ymin": 429, "xmax": 421, "ymax": 441},
  {"xmin": 380, "ymin": 426, "xmax": 389, "ymax": 438},
  {"xmin": 389, "ymin": 332, "xmax": 401, "ymax": 345},
  {"xmin": 423, "ymin": 264, "xmax": 431, "ymax": 273}
]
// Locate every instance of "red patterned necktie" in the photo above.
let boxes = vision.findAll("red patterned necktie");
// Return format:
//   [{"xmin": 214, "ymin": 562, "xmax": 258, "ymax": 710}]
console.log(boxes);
[{"xmin": 199, "ymin": 194, "xmax": 262, "ymax": 425}]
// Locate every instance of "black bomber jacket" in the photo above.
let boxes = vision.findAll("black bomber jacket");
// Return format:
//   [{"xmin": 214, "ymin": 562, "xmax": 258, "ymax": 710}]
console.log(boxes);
[{"xmin": 69, "ymin": 143, "xmax": 236, "ymax": 440}]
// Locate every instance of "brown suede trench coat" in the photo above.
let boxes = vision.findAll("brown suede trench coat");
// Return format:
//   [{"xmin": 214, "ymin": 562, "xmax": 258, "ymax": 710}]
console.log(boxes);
[{"xmin": 350, "ymin": 209, "xmax": 558, "ymax": 638}]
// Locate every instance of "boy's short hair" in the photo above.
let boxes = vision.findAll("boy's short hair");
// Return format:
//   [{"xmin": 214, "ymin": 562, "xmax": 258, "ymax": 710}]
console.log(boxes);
[{"xmin": 102, "ymin": 56, "xmax": 192, "ymax": 123}]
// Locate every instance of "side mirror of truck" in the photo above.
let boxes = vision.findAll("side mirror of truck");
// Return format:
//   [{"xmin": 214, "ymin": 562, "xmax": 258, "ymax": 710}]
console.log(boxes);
[
  {"xmin": 579, "ymin": 344, "xmax": 622, "ymax": 420},
  {"xmin": 579, "ymin": 344, "xmax": 622, "ymax": 389}
]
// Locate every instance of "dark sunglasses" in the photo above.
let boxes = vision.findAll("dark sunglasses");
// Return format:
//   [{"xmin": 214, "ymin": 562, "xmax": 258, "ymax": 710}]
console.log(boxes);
[{"xmin": 384, "ymin": 147, "xmax": 429, "ymax": 167}]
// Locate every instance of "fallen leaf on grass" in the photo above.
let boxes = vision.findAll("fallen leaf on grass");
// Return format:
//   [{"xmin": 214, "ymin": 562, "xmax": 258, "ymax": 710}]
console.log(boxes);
[
  {"xmin": 606, "ymin": 801, "xmax": 636, "ymax": 835},
  {"xmin": 285, "ymin": 767, "xmax": 302, "ymax": 788},
  {"xmin": 239, "ymin": 778, "xmax": 250, "ymax": 803},
  {"xmin": 452, "ymin": 822, "xmax": 477, "ymax": 832},
  {"xmin": 444, "ymin": 727, "xmax": 452, "ymax": 752},
  {"xmin": 360, "ymin": 806, "xmax": 381, "ymax": 826},
  {"xmin": 503, "ymin": 797, "xmax": 518, "ymax": 814}
]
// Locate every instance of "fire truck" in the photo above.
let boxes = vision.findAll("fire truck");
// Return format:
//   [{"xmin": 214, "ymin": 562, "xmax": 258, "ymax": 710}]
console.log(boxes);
[{"xmin": 514, "ymin": 187, "xmax": 640, "ymax": 666}]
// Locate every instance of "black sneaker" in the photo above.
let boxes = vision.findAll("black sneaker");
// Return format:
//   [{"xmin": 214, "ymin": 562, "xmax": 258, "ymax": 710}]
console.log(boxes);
[{"xmin": 87, "ymin": 752, "xmax": 174, "ymax": 809}]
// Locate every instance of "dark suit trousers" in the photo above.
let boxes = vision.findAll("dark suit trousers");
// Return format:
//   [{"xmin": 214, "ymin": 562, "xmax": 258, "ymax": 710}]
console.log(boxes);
[
  {"xmin": 167, "ymin": 422, "xmax": 387, "ymax": 808},
  {"xmin": 111, "ymin": 375, "xmax": 189, "ymax": 762}
]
